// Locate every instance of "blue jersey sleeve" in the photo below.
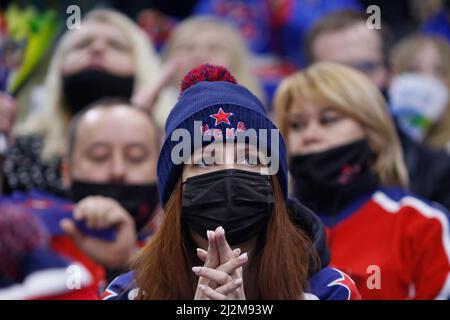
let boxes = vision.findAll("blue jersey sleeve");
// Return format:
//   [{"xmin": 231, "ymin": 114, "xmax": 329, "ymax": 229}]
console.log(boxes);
[
  {"xmin": 102, "ymin": 272, "xmax": 138, "ymax": 300},
  {"xmin": 306, "ymin": 267, "xmax": 362, "ymax": 300}
]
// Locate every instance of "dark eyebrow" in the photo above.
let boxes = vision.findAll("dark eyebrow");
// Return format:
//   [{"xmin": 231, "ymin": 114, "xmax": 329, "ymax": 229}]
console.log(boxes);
[{"xmin": 290, "ymin": 112, "xmax": 305, "ymax": 118}]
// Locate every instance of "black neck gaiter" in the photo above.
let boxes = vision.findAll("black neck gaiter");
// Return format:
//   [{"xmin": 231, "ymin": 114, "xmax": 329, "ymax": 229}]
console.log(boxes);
[
  {"xmin": 290, "ymin": 140, "xmax": 379, "ymax": 216},
  {"xmin": 182, "ymin": 169, "xmax": 274, "ymax": 246},
  {"xmin": 62, "ymin": 69, "xmax": 134, "ymax": 115}
]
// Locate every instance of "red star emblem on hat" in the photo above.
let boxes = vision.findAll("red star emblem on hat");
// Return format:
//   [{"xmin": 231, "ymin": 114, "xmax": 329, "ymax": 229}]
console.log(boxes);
[{"xmin": 210, "ymin": 108, "xmax": 234, "ymax": 126}]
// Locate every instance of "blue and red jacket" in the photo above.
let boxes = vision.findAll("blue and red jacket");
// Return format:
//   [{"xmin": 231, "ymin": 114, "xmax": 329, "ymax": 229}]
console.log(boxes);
[{"xmin": 103, "ymin": 267, "xmax": 361, "ymax": 300}]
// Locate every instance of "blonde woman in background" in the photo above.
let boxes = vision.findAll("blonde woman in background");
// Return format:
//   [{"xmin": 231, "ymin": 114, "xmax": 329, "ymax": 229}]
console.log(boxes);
[
  {"xmin": 3, "ymin": 9, "xmax": 164, "ymax": 195},
  {"xmin": 390, "ymin": 34, "xmax": 450, "ymax": 150},
  {"xmin": 273, "ymin": 62, "xmax": 450, "ymax": 299},
  {"xmin": 149, "ymin": 16, "xmax": 266, "ymax": 128}
]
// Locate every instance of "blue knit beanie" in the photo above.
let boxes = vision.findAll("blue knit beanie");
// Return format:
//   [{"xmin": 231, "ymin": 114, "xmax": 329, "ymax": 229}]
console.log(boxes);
[{"xmin": 157, "ymin": 64, "xmax": 287, "ymax": 207}]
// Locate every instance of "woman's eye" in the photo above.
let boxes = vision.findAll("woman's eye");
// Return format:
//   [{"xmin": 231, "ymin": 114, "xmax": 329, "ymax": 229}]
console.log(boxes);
[
  {"xmin": 320, "ymin": 115, "xmax": 341, "ymax": 126},
  {"xmin": 290, "ymin": 122, "xmax": 303, "ymax": 131}
]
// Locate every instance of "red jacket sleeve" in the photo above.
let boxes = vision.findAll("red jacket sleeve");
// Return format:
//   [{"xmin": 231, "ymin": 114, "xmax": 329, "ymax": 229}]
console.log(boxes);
[{"xmin": 402, "ymin": 198, "xmax": 450, "ymax": 299}]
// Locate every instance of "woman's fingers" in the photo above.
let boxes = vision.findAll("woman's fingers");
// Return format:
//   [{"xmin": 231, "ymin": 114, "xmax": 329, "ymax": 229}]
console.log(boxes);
[
  {"xmin": 197, "ymin": 232, "xmax": 220, "ymax": 289},
  {"xmin": 216, "ymin": 253, "xmax": 248, "ymax": 275},
  {"xmin": 192, "ymin": 251, "xmax": 247, "ymax": 284},
  {"xmin": 197, "ymin": 247, "xmax": 240, "ymax": 263},
  {"xmin": 199, "ymin": 279, "xmax": 242, "ymax": 300},
  {"xmin": 194, "ymin": 246, "xmax": 246, "ymax": 298},
  {"xmin": 197, "ymin": 248, "xmax": 208, "ymax": 262},
  {"xmin": 192, "ymin": 266, "xmax": 232, "ymax": 286},
  {"xmin": 198, "ymin": 284, "xmax": 227, "ymax": 300},
  {"xmin": 204, "ymin": 230, "xmax": 219, "ymax": 268},
  {"xmin": 196, "ymin": 233, "xmax": 219, "ymax": 289},
  {"xmin": 215, "ymin": 226, "xmax": 234, "ymax": 263},
  {"xmin": 214, "ymin": 278, "xmax": 242, "ymax": 295},
  {"xmin": 131, "ymin": 57, "xmax": 183, "ymax": 112}
]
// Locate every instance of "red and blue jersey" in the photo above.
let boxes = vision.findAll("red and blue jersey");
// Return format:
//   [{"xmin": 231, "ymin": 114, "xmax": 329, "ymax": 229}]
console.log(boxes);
[
  {"xmin": 0, "ymin": 247, "xmax": 98, "ymax": 300},
  {"xmin": 321, "ymin": 187, "xmax": 450, "ymax": 299},
  {"xmin": 1, "ymin": 191, "xmax": 108, "ymax": 290}
]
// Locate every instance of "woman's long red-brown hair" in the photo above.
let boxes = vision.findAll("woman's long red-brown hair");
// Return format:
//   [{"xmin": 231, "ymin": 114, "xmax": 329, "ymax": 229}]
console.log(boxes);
[{"xmin": 133, "ymin": 177, "xmax": 317, "ymax": 299}]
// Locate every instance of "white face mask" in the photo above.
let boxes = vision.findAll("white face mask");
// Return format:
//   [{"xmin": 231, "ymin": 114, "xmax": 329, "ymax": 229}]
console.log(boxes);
[{"xmin": 389, "ymin": 73, "xmax": 449, "ymax": 142}]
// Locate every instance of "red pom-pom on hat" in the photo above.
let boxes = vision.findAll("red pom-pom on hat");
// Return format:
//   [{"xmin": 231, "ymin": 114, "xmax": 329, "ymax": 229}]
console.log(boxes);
[
  {"xmin": 0, "ymin": 204, "xmax": 49, "ymax": 277},
  {"xmin": 180, "ymin": 64, "xmax": 237, "ymax": 95}
]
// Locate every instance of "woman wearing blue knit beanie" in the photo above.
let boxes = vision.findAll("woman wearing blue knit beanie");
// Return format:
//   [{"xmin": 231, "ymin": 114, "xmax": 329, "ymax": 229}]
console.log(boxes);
[{"xmin": 103, "ymin": 64, "xmax": 361, "ymax": 300}]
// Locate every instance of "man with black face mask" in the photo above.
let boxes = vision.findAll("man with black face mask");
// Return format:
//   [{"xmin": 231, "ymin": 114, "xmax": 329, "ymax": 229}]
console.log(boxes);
[{"xmin": 59, "ymin": 99, "xmax": 161, "ymax": 274}]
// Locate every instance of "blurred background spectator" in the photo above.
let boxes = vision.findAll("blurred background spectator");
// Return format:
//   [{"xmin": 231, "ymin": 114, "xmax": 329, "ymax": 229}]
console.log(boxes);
[
  {"xmin": 390, "ymin": 34, "xmax": 450, "ymax": 151},
  {"xmin": 2, "ymin": 9, "xmax": 163, "ymax": 196},
  {"xmin": 152, "ymin": 16, "xmax": 266, "ymax": 127}
]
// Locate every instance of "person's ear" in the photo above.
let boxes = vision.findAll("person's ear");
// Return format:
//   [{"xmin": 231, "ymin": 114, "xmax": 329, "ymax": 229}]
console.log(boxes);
[{"xmin": 61, "ymin": 155, "xmax": 72, "ymax": 189}]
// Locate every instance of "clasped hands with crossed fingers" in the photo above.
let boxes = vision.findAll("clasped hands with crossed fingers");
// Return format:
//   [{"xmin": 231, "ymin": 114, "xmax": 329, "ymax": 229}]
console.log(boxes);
[{"xmin": 193, "ymin": 226, "xmax": 248, "ymax": 300}]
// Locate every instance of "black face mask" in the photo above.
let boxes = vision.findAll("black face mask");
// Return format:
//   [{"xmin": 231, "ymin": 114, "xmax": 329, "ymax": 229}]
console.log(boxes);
[
  {"xmin": 290, "ymin": 139, "xmax": 378, "ymax": 215},
  {"xmin": 70, "ymin": 180, "xmax": 159, "ymax": 232},
  {"xmin": 62, "ymin": 69, "xmax": 134, "ymax": 115},
  {"xmin": 182, "ymin": 169, "xmax": 274, "ymax": 246}
]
